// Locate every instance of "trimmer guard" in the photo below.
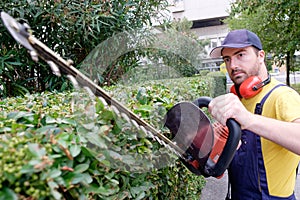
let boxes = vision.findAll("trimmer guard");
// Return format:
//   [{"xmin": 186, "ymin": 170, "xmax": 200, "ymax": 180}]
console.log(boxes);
[{"xmin": 164, "ymin": 97, "xmax": 241, "ymax": 178}]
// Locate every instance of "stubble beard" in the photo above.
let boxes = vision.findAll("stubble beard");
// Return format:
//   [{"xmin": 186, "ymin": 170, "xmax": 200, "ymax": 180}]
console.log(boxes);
[{"xmin": 231, "ymin": 61, "xmax": 260, "ymax": 87}]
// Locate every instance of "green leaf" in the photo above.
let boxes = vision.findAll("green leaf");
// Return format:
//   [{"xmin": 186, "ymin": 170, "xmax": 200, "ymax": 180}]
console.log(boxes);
[
  {"xmin": 28, "ymin": 143, "xmax": 46, "ymax": 158},
  {"xmin": 35, "ymin": 125, "xmax": 58, "ymax": 134},
  {"xmin": 121, "ymin": 155, "xmax": 136, "ymax": 166},
  {"xmin": 74, "ymin": 163, "xmax": 89, "ymax": 173},
  {"xmin": 104, "ymin": 172, "xmax": 115, "ymax": 179},
  {"xmin": 130, "ymin": 187, "xmax": 145, "ymax": 199},
  {"xmin": 135, "ymin": 105, "xmax": 152, "ymax": 113},
  {"xmin": 100, "ymin": 159, "xmax": 111, "ymax": 167},
  {"xmin": 48, "ymin": 169, "xmax": 62, "ymax": 179},
  {"xmin": 56, "ymin": 131, "xmax": 71, "ymax": 140},
  {"xmin": 134, "ymin": 191, "xmax": 146, "ymax": 200},
  {"xmin": 95, "ymin": 98, "xmax": 105, "ymax": 112},
  {"xmin": 107, "ymin": 150, "xmax": 122, "ymax": 161},
  {"xmin": 130, "ymin": 182, "xmax": 155, "ymax": 199},
  {"xmin": 86, "ymin": 185, "xmax": 119, "ymax": 196},
  {"xmin": 45, "ymin": 116, "xmax": 57, "ymax": 124},
  {"xmin": 7, "ymin": 111, "xmax": 34, "ymax": 121},
  {"xmin": 0, "ymin": 127, "xmax": 11, "ymax": 133},
  {"xmin": 85, "ymin": 133, "xmax": 108, "ymax": 149},
  {"xmin": 0, "ymin": 187, "xmax": 18, "ymax": 200},
  {"xmin": 3, "ymin": 172, "xmax": 17, "ymax": 184},
  {"xmin": 81, "ymin": 122, "xmax": 96, "ymax": 130},
  {"xmin": 81, "ymin": 173, "xmax": 93, "ymax": 184},
  {"xmin": 20, "ymin": 164, "xmax": 35, "ymax": 174},
  {"xmin": 48, "ymin": 181, "xmax": 62, "ymax": 200},
  {"xmin": 69, "ymin": 173, "xmax": 93, "ymax": 185},
  {"xmin": 136, "ymin": 87, "xmax": 148, "ymax": 104},
  {"xmin": 61, "ymin": 118, "xmax": 77, "ymax": 126},
  {"xmin": 81, "ymin": 146, "xmax": 98, "ymax": 158},
  {"xmin": 48, "ymin": 180, "xmax": 59, "ymax": 189},
  {"xmin": 70, "ymin": 144, "xmax": 81, "ymax": 157},
  {"xmin": 101, "ymin": 109, "xmax": 115, "ymax": 121}
]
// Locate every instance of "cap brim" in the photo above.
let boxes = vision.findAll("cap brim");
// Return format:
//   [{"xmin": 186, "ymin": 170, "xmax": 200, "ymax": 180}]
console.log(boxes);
[
  {"xmin": 209, "ymin": 44, "xmax": 252, "ymax": 58},
  {"xmin": 209, "ymin": 47, "xmax": 223, "ymax": 58}
]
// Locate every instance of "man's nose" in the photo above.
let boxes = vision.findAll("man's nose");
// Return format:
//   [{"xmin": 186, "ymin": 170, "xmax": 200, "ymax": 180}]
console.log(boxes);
[{"xmin": 229, "ymin": 57, "xmax": 238, "ymax": 70}]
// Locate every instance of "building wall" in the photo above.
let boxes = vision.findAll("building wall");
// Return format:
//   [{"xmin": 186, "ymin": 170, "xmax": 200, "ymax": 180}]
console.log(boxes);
[
  {"xmin": 168, "ymin": 0, "xmax": 234, "ymax": 70},
  {"xmin": 170, "ymin": 0, "xmax": 232, "ymax": 21},
  {"xmin": 193, "ymin": 25, "xmax": 229, "ymax": 70}
]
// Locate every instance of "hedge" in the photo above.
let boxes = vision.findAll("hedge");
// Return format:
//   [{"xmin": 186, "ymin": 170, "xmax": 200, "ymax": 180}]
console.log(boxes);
[
  {"xmin": 207, "ymin": 72, "xmax": 227, "ymax": 98},
  {"xmin": 0, "ymin": 76, "xmax": 212, "ymax": 199}
]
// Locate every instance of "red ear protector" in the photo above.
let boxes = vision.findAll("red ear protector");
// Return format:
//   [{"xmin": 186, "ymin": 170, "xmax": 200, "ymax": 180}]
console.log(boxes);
[{"xmin": 230, "ymin": 74, "xmax": 271, "ymax": 99}]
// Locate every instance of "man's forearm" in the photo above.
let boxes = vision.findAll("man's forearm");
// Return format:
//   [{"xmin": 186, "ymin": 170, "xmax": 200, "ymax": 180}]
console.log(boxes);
[{"xmin": 245, "ymin": 115, "xmax": 300, "ymax": 155}]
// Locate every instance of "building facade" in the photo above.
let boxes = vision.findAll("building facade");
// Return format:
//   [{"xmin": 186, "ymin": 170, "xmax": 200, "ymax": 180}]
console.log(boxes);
[{"xmin": 168, "ymin": 0, "xmax": 233, "ymax": 71}]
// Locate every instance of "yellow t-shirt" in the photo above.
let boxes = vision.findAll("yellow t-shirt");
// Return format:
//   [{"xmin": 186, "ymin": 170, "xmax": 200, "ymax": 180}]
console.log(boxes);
[{"xmin": 241, "ymin": 77, "xmax": 300, "ymax": 197}]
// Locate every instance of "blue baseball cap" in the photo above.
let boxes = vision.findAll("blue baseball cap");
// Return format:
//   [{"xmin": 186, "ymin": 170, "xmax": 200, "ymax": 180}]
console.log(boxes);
[{"xmin": 210, "ymin": 29, "xmax": 263, "ymax": 58}]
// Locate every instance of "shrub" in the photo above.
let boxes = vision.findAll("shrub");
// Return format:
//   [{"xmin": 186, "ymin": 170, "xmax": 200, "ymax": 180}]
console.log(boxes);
[
  {"xmin": 198, "ymin": 70, "xmax": 210, "ymax": 77},
  {"xmin": 292, "ymin": 83, "xmax": 300, "ymax": 94},
  {"xmin": 207, "ymin": 72, "xmax": 226, "ymax": 98},
  {"xmin": 0, "ymin": 77, "xmax": 209, "ymax": 199}
]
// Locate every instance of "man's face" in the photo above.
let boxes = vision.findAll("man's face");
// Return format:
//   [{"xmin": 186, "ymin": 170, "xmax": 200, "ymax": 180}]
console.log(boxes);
[{"xmin": 222, "ymin": 46, "xmax": 264, "ymax": 86}]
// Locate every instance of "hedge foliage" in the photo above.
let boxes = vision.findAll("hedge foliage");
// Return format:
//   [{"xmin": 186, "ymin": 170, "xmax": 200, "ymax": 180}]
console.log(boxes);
[
  {"xmin": 0, "ymin": 76, "xmax": 210, "ymax": 199},
  {"xmin": 207, "ymin": 72, "xmax": 227, "ymax": 98}
]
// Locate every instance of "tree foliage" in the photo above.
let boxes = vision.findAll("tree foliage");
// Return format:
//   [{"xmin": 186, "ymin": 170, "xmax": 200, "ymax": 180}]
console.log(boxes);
[
  {"xmin": 129, "ymin": 17, "xmax": 208, "ymax": 81},
  {"xmin": 156, "ymin": 17, "xmax": 209, "ymax": 76},
  {"xmin": 0, "ymin": 0, "xmax": 169, "ymax": 97},
  {"xmin": 225, "ymin": 0, "xmax": 300, "ymax": 85}
]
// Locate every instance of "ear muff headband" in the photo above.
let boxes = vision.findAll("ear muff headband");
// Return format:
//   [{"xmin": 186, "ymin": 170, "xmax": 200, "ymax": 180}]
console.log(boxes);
[{"xmin": 231, "ymin": 74, "xmax": 271, "ymax": 99}]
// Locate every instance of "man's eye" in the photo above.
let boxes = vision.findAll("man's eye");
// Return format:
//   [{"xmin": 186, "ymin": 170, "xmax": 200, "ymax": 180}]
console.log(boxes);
[{"xmin": 224, "ymin": 58, "xmax": 230, "ymax": 62}]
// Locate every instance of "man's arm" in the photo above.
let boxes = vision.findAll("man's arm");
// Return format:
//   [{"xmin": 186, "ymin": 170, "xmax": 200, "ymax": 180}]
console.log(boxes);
[
  {"xmin": 244, "ymin": 116, "xmax": 300, "ymax": 155},
  {"xmin": 208, "ymin": 93, "xmax": 300, "ymax": 155}
]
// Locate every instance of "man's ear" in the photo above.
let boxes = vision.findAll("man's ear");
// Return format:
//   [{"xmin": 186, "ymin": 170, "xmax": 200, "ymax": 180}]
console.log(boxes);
[{"xmin": 258, "ymin": 50, "xmax": 265, "ymax": 63}]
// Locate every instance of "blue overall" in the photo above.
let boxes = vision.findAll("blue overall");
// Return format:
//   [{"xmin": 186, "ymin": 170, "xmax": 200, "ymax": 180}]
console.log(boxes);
[{"xmin": 228, "ymin": 84, "xmax": 296, "ymax": 200}]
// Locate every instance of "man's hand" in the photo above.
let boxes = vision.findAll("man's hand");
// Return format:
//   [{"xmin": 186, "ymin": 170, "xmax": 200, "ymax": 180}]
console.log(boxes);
[{"xmin": 208, "ymin": 93, "xmax": 252, "ymax": 129}]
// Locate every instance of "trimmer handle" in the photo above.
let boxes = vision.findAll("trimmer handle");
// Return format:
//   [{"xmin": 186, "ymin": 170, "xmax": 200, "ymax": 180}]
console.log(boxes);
[{"xmin": 193, "ymin": 97, "xmax": 241, "ymax": 177}]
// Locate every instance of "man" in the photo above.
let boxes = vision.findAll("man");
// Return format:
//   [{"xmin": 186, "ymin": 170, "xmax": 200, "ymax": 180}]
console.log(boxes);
[{"xmin": 208, "ymin": 29, "xmax": 300, "ymax": 199}]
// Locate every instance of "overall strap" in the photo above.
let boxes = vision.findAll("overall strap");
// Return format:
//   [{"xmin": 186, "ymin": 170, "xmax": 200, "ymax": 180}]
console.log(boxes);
[
  {"xmin": 254, "ymin": 84, "xmax": 286, "ymax": 199},
  {"xmin": 254, "ymin": 84, "xmax": 286, "ymax": 115}
]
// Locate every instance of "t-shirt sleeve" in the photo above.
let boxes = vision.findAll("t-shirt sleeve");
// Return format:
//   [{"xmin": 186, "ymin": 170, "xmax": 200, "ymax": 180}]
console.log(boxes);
[{"xmin": 274, "ymin": 88, "xmax": 300, "ymax": 122}]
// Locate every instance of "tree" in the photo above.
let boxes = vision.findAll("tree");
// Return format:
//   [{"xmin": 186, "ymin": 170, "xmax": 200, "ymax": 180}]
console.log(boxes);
[
  {"xmin": 141, "ymin": 17, "xmax": 208, "ymax": 78},
  {"xmin": 158, "ymin": 17, "xmax": 209, "ymax": 76},
  {"xmin": 0, "ymin": 0, "xmax": 169, "ymax": 97},
  {"xmin": 59, "ymin": 16, "xmax": 208, "ymax": 86},
  {"xmin": 225, "ymin": 0, "xmax": 300, "ymax": 85}
]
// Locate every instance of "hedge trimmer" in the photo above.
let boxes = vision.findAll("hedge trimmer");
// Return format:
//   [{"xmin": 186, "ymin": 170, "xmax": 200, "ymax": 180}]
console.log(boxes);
[{"xmin": 1, "ymin": 11, "xmax": 241, "ymax": 178}]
